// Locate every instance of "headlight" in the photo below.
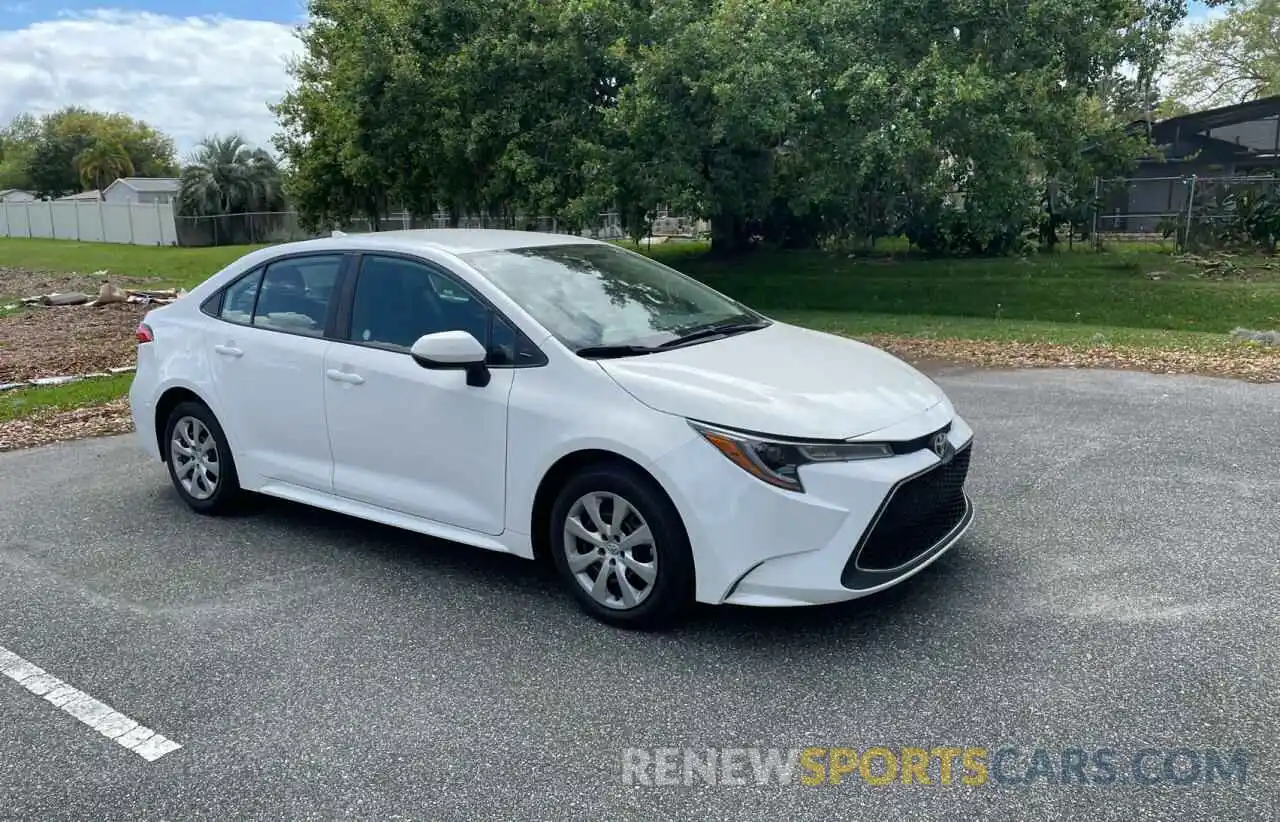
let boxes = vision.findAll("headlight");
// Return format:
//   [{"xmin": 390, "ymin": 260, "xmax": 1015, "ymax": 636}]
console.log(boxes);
[{"xmin": 689, "ymin": 421, "xmax": 893, "ymax": 492}]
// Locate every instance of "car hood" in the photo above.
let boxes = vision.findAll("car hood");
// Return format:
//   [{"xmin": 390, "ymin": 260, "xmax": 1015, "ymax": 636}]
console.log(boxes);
[{"xmin": 597, "ymin": 322, "xmax": 946, "ymax": 440}]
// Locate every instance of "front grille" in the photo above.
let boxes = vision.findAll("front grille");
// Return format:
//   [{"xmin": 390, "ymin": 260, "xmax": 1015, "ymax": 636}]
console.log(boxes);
[{"xmin": 843, "ymin": 444, "xmax": 972, "ymax": 583}]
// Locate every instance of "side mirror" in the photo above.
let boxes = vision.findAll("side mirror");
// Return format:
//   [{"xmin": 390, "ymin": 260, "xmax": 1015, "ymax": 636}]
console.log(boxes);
[{"xmin": 409, "ymin": 331, "xmax": 491, "ymax": 387}]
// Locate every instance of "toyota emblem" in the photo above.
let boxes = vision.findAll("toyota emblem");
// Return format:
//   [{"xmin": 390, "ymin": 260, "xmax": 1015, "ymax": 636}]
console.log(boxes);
[{"xmin": 931, "ymin": 431, "xmax": 948, "ymax": 458}]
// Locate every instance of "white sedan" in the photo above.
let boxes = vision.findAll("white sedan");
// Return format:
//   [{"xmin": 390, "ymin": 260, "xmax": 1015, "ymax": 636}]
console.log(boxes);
[{"xmin": 128, "ymin": 230, "xmax": 974, "ymax": 629}]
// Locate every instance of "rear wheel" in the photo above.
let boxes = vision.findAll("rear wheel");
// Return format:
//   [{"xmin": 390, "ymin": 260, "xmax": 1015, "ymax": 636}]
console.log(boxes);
[
  {"xmin": 163, "ymin": 400, "xmax": 241, "ymax": 515},
  {"xmin": 549, "ymin": 464, "xmax": 694, "ymax": 630}
]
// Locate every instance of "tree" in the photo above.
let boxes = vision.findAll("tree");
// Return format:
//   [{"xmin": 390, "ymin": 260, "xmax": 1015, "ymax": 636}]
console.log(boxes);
[
  {"xmin": 0, "ymin": 113, "xmax": 39, "ymax": 190},
  {"xmin": 77, "ymin": 139, "xmax": 135, "ymax": 194},
  {"xmin": 276, "ymin": 0, "xmax": 1211, "ymax": 255},
  {"xmin": 275, "ymin": 0, "xmax": 634, "ymax": 231},
  {"xmin": 177, "ymin": 134, "xmax": 286, "ymax": 216},
  {"xmin": 271, "ymin": 0, "xmax": 405, "ymax": 230},
  {"xmin": 18, "ymin": 107, "xmax": 177, "ymax": 198},
  {"xmin": 1164, "ymin": 0, "xmax": 1280, "ymax": 108}
]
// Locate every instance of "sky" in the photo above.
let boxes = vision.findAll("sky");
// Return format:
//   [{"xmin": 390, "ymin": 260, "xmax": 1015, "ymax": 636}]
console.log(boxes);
[{"xmin": 0, "ymin": 1, "xmax": 1225, "ymax": 160}]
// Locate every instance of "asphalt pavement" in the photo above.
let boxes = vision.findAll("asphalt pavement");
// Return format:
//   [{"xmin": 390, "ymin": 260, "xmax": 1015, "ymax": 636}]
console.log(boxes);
[{"xmin": 1, "ymin": 368, "xmax": 1276, "ymax": 821}]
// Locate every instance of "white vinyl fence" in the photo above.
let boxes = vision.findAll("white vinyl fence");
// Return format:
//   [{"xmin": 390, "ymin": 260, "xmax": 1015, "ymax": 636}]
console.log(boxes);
[{"xmin": 0, "ymin": 200, "xmax": 178, "ymax": 246}]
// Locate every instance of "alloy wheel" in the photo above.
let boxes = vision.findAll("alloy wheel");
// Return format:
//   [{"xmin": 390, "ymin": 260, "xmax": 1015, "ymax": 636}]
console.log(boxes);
[
  {"xmin": 562, "ymin": 491, "xmax": 658, "ymax": 610},
  {"xmin": 171, "ymin": 415, "xmax": 220, "ymax": 501}
]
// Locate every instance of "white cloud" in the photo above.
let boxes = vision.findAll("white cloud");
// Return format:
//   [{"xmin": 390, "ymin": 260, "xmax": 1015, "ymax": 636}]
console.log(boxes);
[{"xmin": 0, "ymin": 9, "xmax": 303, "ymax": 158}]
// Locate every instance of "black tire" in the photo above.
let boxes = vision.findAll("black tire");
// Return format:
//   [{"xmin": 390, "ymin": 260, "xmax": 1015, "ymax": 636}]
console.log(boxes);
[
  {"xmin": 162, "ymin": 400, "xmax": 241, "ymax": 515},
  {"xmin": 548, "ymin": 462, "xmax": 694, "ymax": 630}
]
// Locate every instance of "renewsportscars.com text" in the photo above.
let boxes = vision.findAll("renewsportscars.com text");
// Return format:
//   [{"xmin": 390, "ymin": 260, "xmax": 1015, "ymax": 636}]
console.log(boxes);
[{"xmin": 620, "ymin": 746, "xmax": 1249, "ymax": 788}]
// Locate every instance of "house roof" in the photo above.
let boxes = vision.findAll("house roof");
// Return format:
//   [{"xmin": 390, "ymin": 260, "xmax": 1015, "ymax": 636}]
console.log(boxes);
[
  {"xmin": 1131, "ymin": 95, "xmax": 1280, "ymax": 166},
  {"xmin": 56, "ymin": 190, "xmax": 102, "ymax": 200},
  {"xmin": 1154, "ymin": 95, "xmax": 1280, "ymax": 134},
  {"xmin": 108, "ymin": 177, "xmax": 180, "ymax": 193}
]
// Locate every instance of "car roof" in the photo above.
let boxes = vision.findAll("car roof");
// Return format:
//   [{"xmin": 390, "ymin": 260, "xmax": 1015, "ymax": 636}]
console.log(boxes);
[{"xmin": 262, "ymin": 228, "xmax": 605, "ymax": 258}]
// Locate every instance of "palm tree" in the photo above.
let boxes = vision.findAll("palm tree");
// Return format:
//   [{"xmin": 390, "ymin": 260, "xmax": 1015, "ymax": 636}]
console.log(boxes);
[
  {"xmin": 76, "ymin": 139, "xmax": 134, "ymax": 194},
  {"xmin": 178, "ymin": 134, "xmax": 285, "ymax": 216}
]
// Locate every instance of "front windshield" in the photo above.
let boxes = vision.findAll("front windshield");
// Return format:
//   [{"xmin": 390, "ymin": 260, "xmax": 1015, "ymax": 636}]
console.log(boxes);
[{"xmin": 461, "ymin": 243, "xmax": 765, "ymax": 350}]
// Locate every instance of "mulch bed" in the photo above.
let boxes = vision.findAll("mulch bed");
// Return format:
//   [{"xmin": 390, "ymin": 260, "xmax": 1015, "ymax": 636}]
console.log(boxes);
[
  {"xmin": 0, "ymin": 302, "xmax": 148, "ymax": 384},
  {"xmin": 0, "ymin": 399, "xmax": 133, "ymax": 452},
  {"xmin": 0, "ymin": 267, "xmax": 121, "ymax": 302},
  {"xmin": 0, "ymin": 266, "xmax": 154, "ymax": 383}
]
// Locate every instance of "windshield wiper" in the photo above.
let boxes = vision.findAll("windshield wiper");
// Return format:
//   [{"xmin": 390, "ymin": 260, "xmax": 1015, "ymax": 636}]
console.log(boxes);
[
  {"xmin": 658, "ymin": 319, "xmax": 769, "ymax": 349},
  {"xmin": 575, "ymin": 344, "xmax": 658, "ymax": 359},
  {"xmin": 576, "ymin": 318, "xmax": 768, "ymax": 358}
]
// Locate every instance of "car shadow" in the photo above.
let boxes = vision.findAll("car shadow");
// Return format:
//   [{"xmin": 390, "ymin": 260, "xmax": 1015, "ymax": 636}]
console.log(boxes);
[{"xmin": 227, "ymin": 491, "xmax": 974, "ymax": 646}]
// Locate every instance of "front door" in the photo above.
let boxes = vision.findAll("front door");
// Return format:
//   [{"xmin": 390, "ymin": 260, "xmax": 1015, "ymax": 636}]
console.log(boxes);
[{"xmin": 323, "ymin": 254, "xmax": 514, "ymax": 535}]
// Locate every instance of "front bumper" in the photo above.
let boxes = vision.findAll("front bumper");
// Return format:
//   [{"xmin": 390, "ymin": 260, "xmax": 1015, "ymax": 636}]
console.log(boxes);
[{"xmin": 655, "ymin": 408, "xmax": 975, "ymax": 607}]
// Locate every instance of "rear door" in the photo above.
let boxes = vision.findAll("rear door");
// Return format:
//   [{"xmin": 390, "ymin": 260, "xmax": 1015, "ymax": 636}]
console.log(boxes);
[{"xmin": 203, "ymin": 253, "xmax": 350, "ymax": 490}]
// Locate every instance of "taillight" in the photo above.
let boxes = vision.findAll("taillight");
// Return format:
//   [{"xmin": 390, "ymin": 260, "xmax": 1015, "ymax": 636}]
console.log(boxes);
[{"xmin": 136, "ymin": 322, "xmax": 154, "ymax": 344}]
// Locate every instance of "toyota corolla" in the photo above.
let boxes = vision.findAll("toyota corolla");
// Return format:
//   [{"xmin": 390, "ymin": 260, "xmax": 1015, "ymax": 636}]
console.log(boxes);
[{"xmin": 128, "ymin": 230, "xmax": 975, "ymax": 629}]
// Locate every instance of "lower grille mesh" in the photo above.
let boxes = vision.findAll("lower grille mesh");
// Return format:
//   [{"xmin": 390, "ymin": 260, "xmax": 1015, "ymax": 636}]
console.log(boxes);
[{"xmin": 852, "ymin": 445, "xmax": 972, "ymax": 574}]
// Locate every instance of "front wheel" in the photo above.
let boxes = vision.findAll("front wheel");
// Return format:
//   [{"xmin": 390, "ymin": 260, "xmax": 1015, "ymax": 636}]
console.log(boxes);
[
  {"xmin": 163, "ymin": 400, "xmax": 241, "ymax": 515},
  {"xmin": 549, "ymin": 464, "xmax": 694, "ymax": 630}
]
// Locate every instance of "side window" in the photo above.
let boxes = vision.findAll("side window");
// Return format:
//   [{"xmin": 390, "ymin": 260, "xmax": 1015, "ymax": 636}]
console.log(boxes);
[
  {"xmin": 292, "ymin": 258, "xmax": 340, "ymax": 303},
  {"xmin": 347, "ymin": 254, "xmax": 544, "ymax": 365},
  {"xmin": 349, "ymin": 256, "xmax": 484, "ymax": 349},
  {"xmin": 488, "ymin": 314, "xmax": 544, "ymax": 367},
  {"xmin": 217, "ymin": 268, "xmax": 263, "ymax": 325},
  {"xmin": 427, "ymin": 271, "xmax": 471, "ymax": 305},
  {"xmin": 252, "ymin": 255, "xmax": 343, "ymax": 336}
]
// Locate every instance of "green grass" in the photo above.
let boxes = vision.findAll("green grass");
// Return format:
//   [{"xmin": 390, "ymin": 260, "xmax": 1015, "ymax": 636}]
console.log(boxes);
[
  {"xmin": 0, "ymin": 237, "xmax": 266, "ymax": 291},
  {"xmin": 669, "ymin": 248, "xmax": 1280, "ymax": 334},
  {"xmin": 0, "ymin": 373, "xmax": 133, "ymax": 423},
  {"xmin": 5, "ymin": 235, "xmax": 1274, "ymax": 335}
]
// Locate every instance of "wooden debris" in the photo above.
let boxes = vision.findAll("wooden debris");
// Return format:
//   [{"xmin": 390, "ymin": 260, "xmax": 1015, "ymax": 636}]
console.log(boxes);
[{"xmin": 86, "ymin": 283, "xmax": 130, "ymax": 307}]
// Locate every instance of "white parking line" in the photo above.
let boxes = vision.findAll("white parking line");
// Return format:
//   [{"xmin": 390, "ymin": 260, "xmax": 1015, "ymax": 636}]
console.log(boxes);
[{"xmin": 0, "ymin": 645, "xmax": 182, "ymax": 762}]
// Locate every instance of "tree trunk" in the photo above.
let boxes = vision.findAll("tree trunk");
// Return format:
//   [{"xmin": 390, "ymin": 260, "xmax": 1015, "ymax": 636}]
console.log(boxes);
[{"xmin": 709, "ymin": 213, "xmax": 750, "ymax": 256}]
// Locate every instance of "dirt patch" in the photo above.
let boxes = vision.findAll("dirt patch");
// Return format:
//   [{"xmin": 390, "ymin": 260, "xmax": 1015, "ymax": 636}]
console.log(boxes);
[
  {"xmin": 0, "ymin": 398, "xmax": 132, "ymax": 452},
  {"xmin": 0, "ymin": 302, "xmax": 147, "ymax": 383}
]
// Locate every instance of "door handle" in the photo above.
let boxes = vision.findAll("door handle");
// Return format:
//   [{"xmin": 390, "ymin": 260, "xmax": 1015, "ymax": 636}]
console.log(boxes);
[
  {"xmin": 326, "ymin": 368, "xmax": 365, "ymax": 385},
  {"xmin": 214, "ymin": 344, "xmax": 243, "ymax": 358}
]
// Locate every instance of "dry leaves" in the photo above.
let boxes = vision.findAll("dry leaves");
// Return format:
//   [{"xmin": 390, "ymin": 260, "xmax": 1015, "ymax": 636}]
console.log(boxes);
[
  {"xmin": 1175, "ymin": 252, "xmax": 1280, "ymax": 281},
  {"xmin": 0, "ymin": 398, "xmax": 133, "ymax": 452},
  {"xmin": 860, "ymin": 335, "xmax": 1280, "ymax": 383}
]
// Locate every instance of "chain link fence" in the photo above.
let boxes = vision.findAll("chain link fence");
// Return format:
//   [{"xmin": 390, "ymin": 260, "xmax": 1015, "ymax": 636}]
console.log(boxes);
[
  {"xmin": 173, "ymin": 212, "xmax": 309, "ymax": 246},
  {"xmin": 1092, "ymin": 173, "xmax": 1280, "ymax": 252},
  {"xmin": 174, "ymin": 209, "xmax": 708, "ymax": 247}
]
